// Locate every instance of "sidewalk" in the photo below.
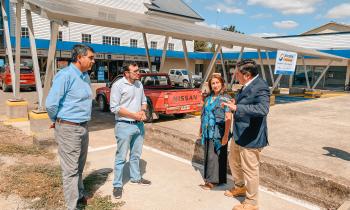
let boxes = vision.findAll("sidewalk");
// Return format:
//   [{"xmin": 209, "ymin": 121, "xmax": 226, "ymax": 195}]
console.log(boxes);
[{"xmin": 85, "ymin": 145, "xmax": 318, "ymax": 210}]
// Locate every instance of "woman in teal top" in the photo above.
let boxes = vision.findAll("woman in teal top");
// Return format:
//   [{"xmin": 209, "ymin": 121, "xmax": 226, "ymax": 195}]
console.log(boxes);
[{"xmin": 200, "ymin": 74, "xmax": 232, "ymax": 190}]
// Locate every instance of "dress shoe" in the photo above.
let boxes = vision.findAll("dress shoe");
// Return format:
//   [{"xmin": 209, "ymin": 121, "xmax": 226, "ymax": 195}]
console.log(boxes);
[{"xmin": 224, "ymin": 186, "xmax": 246, "ymax": 197}]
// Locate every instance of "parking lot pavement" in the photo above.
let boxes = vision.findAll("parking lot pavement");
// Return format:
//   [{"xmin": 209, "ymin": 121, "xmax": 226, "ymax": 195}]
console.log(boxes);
[
  {"xmin": 86, "ymin": 144, "xmax": 318, "ymax": 210},
  {"xmin": 152, "ymin": 95, "xmax": 350, "ymax": 183}
]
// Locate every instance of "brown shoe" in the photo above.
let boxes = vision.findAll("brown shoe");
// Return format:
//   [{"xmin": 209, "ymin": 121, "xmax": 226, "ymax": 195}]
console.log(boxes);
[
  {"xmin": 224, "ymin": 186, "xmax": 246, "ymax": 197},
  {"xmin": 199, "ymin": 182, "xmax": 216, "ymax": 190},
  {"xmin": 232, "ymin": 203, "xmax": 258, "ymax": 210}
]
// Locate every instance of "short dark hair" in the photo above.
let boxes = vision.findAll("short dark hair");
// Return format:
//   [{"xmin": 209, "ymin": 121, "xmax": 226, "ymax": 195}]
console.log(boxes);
[
  {"xmin": 71, "ymin": 44, "xmax": 95, "ymax": 62},
  {"xmin": 122, "ymin": 61, "xmax": 138, "ymax": 73},
  {"xmin": 236, "ymin": 59, "xmax": 258, "ymax": 77}
]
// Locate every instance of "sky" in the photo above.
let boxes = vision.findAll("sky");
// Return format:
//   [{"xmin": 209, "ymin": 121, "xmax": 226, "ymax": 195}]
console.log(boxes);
[{"xmin": 183, "ymin": 0, "xmax": 350, "ymax": 37}]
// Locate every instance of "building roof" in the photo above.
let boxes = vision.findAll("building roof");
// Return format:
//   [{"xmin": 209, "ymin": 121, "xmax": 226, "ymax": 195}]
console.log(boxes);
[
  {"xmin": 301, "ymin": 22, "xmax": 350, "ymax": 35},
  {"xmin": 23, "ymin": 0, "xmax": 345, "ymax": 61},
  {"xmin": 144, "ymin": 0, "xmax": 204, "ymax": 22}
]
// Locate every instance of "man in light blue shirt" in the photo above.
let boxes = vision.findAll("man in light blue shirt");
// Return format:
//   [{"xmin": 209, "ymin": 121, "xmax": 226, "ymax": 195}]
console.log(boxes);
[
  {"xmin": 46, "ymin": 44, "xmax": 95, "ymax": 210},
  {"xmin": 110, "ymin": 62, "xmax": 151, "ymax": 199}
]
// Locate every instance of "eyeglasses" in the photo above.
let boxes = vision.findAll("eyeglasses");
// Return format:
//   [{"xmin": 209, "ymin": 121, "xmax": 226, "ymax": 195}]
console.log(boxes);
[{"xmin": 127, "ymin": 69, "xmax": 140, "ymax": 74}]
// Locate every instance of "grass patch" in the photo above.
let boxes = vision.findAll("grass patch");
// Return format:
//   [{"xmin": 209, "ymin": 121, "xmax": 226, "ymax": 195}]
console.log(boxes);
[
  {"xmin": 86, "ymin": 195, "xmax": 125, "ymax": 210},
  {"xmin": 0, "ymin": 164, "xmax": 65, "ymax": 209},
  {"xmin": 0, "ymin": 143, "xmax": 55, "ymax": 159}
]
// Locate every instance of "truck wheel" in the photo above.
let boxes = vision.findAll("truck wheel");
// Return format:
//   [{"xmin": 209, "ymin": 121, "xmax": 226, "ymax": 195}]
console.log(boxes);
[
  {"xmin": 183, "ymin": 80, "xmax": 189, "ymax": 88},
  {"xmin": 2, "ymin": 82, "xmax": 10, "ymax": 92},
  {"xmin": 144, "ymin": 99, "xmax": 153, "ymax": 123},
  {"xmin": 97, "ymin": 95, "xmax": 108, "ymax": 112},
  {"xmin": 174, "ymin": 113, "xmax": 186, "ymax": 118}
]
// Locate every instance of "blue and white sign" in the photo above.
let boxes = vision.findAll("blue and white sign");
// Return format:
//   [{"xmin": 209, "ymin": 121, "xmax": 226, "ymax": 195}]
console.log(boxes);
[
  {"xmin": 97, "ymin": 66, "xmax": 105, "ymax": 81},
  {"xmin": 274, "ymin": 50, "xmax": 298, "ymax": 75}
]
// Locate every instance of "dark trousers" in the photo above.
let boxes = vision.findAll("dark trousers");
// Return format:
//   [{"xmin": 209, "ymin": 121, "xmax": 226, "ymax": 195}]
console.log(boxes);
[{"xmin": 203, "ymin": 139, "xmax": 227, "ymax": 184}]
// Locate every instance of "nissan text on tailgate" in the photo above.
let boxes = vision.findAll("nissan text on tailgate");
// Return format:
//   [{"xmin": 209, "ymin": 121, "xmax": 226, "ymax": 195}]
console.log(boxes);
[{"xmin": 95, "ymin": 73, "xmax": 203, "ymax": 122}]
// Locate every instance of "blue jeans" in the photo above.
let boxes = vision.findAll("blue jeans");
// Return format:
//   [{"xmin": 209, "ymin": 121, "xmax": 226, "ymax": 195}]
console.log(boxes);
[{"xmin": 113, "ymin": 121, "xmax": 145, "ymax": 187}]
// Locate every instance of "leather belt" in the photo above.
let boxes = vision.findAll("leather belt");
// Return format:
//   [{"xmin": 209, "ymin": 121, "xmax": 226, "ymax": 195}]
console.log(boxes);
[
  {"xmin": 117, "ymin": 120, "xmax": 141, "ymax": 124},
  {"xmin": 56, "ymin": 118, "xmax": 87, "ymax": 126}
]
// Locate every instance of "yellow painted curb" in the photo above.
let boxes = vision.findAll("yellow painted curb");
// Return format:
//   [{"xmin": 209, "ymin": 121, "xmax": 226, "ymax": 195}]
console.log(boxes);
[
  {"xmin": 6, "ymin": 100, "xmax": 28, "ymax": 106},
  {"xmin": 191, "ymin": 111, "xmax": 201, "ymax": 116},
  {"xmin": 29, "ymin": 112, "xmax": 49, "ymax": 120},
  {"xmin": 4, "ymin": 117, "xmax": 29, "ymax": 124}
]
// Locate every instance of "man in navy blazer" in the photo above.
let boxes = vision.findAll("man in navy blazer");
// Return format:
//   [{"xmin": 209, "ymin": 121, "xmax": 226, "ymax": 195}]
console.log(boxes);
[{"xmin": 222, "ymin": 59, "xmax": 270, "ymax": 210}]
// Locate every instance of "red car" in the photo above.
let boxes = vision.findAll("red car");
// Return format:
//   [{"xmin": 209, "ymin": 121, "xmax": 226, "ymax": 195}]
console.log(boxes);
[{"xmin": 0, "ymin": 66, "xmax": 36, "ymax": 92}]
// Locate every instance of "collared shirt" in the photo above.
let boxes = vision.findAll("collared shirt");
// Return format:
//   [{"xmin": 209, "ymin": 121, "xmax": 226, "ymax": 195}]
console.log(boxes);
[
  {"xmin": 46, "ymin": 63, "xmax": 92, "ymax": 123},
  {"xmin": 110, "ymin": 77, "xmax": 147, "ymax": 121},
  {"xmin": 242, "ymin": 74, "xmax": 259, "ymax": 90}
]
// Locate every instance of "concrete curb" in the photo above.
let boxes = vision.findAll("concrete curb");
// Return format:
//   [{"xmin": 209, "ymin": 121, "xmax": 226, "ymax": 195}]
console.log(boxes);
[{"xmin": 144, "ymin": 123, "xmax": 350, "ymax": 210}]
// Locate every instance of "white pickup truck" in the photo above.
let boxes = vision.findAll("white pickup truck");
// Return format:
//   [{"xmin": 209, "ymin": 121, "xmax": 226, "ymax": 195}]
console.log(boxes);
[{"xmin": 168, "ymin": 69, "xmax": 202, "ymax": 88}]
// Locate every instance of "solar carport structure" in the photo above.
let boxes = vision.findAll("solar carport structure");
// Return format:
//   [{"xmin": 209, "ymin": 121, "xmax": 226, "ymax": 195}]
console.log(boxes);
[{"xmin": 2, "ymin": 0, "xmax": 346, "ymax": 111}]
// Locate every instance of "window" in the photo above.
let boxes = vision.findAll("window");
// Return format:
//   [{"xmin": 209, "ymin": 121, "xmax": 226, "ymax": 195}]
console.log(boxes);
[
  {"xmin": 151, "ymin": 41, "xmax": 157, "ymax": 49},
  {"xmin": 112, "ymin": 37, "xmax": 120, "ymax": 46},
  {"xmin": 82, "ymin": 34, "xmax": 91, "ymax": 43},
  {"xmin": 168, "ymin": 43, "xmax": 174, "ymax": 51},
  {"xmin": 21, "ymin": 27, "xmax": 29, "ymax": 38},
  {"xmin": 58, "ymin": 31, "xmax": 63, "ymax": 41},
  {"xmin": 102, "ymin": 36, "xmax": 111, "ymax": 45},
  {"xmin": 130, "ymin": 39, "xmax": 138, "ymax": 48}
]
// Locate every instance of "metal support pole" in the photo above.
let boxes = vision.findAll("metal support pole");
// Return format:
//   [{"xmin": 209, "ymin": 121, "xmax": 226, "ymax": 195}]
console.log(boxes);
[
  {"xmin": 159, "ymin": 36, "xmax": 169, "ymax": 72},
  {"xmin": 1, "ymin": 0, "xmax": 17, "ymax": 98},
  {"xmin": 270, "ymin": 75, "xmax": 283, "ymax": 94},
  {"xmin": 14, "ymin": 1, "xmax": 22, "ymax": 97},
  {"xmin": 182, "ymin": 39, "xmax": 192, "ymax": 87},
  {"xmin": 201, "ymin": 44, "xmax": 221, "ymax": 87},
  {"xmin": 230, "ymin": 46, "xmax": 245, "ymax": 86},
  {"xmin": 219, "ymin": 48, "xmax": 228, "ymax": 87},
  {"xmin": 265, "ymin": 51, "xmax": 275, "ymax": 86},
  {"xmin": 257, "ymin": 49, "xmax": 267, "ymax": 81},
  {"xmin": 26, "ymin": 9, "xmax": 44, "ymax": 110},
  {"xmin": 142, "ymin": 33, "xmax": 152, "ymax": 71},
  {"xmin": 42, "ymin": 21, "xmax": 59, "ymax": 108},
  {"xmin": 289, "ymin": 74, "xmax": 294, "ymax": 88},
  {"xmin": 312, "ymin": 60, "xmax": 333, "ymax": 89},
  {"xmin": 301, "ymin": 56, "xmax": 311, "ymax": 89}
]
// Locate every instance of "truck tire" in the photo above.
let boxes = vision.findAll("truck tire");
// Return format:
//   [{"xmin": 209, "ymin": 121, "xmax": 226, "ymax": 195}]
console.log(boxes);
[
  {"xmin": 174, "ymin": 113, "xmax": 186, "ymax": 118},
  {"xmin": 2, "ymin": 82, "xmax": 10, "ymax": 92},
  {"xmin": 97, "ymin": 95, "xmax": 109, "ymax": 112},
  {"xmin": 183, "ymin": 80, "xmax": 189, "ymax": 88},
  {"xmin": 144, "ymin": 98, "xmax": 153, "ymax": 123}
]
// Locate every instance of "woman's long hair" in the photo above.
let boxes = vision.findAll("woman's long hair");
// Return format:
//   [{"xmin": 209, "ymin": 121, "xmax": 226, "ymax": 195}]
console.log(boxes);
[{"xmin": 208, "ymin": 74, "xmax": 226, "ymax": 96}]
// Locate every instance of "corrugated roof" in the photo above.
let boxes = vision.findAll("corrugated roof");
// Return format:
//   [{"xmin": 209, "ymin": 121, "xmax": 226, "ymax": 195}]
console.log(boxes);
[
  {"xmin": 144, "ymin": 0, "xmax": 204, "ymax": 21},
  {"xmin": 24, "ymin": 0, "xmax": 345, "ymax": 61}
]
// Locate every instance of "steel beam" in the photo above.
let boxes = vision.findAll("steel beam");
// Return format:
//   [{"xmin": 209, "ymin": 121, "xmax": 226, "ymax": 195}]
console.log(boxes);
[
  {"xmin": 257, "ymin": 49, "xmax": 267, "ymax": 81},
  {"xmin": 14, "ymin": 1, "xmax": 22, "ymax": 97},
  {"xmin": 1, "ymin": 0, "xmax": 17, "ymax": 98},
  {"xmin": 270, "ymin": 75, "xmax": 283, "ymax": 94},
  {"xmin": 230, "ymin": 46, "xmax": 245, "ymax": 86},
  {"xmin": 201, "ymin": 44, "xmax": 221, "ymax": 87},
  {"xmin": 26, "ymin": 9, "xmax": 44, "ymax": 110},
  {"xmin": 159, "ymin": 36, "xmax": 169, "ymax": 72},
  {"xmin": 312, "ymin": 60, "xmax": 333, "ymax": 89},
  {"xmin": 182, "ymin": 39, "xmax": 192, "ymax": 87},
  {"xmin": 219, "ymin": 48, "xmax": 228, "ymax": 87},
  {"xmin": 142, "ymin": 33, "xmax": 152, "ymax": 71},
  {"xmin": 42, "ymin": 21, "xmax": 59, "ymax": 108},
  {"xmin": 265, "ymin": 50, "xmax": 275, "ymax": 86},
  {"xmin": 301, "ymin": 56, "xmax": 311, "ymax": 89}
]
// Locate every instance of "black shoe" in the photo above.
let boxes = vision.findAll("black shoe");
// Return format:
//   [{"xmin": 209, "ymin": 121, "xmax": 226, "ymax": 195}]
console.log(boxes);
[
  {"xmin": 113, "ymin": 187, "xmax": 123, "ymax": 199},
  {"xmin": 77, "ymin": 196, "xmax": 88, "ymax": 205},
  {"xmin": 130, "ymin": 178, "xmax": 151, "ymax": 186}
]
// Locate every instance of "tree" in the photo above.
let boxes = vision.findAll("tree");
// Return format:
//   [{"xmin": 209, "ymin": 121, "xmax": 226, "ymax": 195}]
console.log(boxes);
[
  {"xmin": 194, "ymin": 40, "xmax": 211, "ymax": 52},
  {"xmin": 222, "ymin": 25, "xmax": 244, "ymax": 34}
]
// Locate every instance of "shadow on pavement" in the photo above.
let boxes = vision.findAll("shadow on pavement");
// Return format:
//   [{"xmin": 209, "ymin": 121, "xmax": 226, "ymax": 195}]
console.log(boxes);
[
  {"xmin": 323, "ymin": 147, "xmax": 350, "ymax": 161},
  {"xmin": 83, "ymin": 168, "xmax": 113, "ymax": 197},
  {"xmin": 122, "ymin": 159, "xmax": 147, "ymax": 185}
]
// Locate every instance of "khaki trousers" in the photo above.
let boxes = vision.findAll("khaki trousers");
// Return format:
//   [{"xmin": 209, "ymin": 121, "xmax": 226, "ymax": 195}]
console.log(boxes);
[{"xmin": 229, "ymin": 141, "xmax": 261, "ymax": 205}]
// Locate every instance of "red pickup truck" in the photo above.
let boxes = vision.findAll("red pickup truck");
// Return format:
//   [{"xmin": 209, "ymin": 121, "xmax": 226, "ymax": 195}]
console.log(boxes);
[
  {"xmin": 0, "ymin": 66, "xmax": 36, "ymax": 92},
  {"xmin": 95, "ymin": 73, "xmax": 203, "ymax": 122}
]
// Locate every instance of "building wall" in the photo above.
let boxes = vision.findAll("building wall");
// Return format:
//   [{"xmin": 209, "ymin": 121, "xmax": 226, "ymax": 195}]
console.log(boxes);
[
  {"xmin": 9, "ymin": 0, "xmax": 194, "ymax": 52},
  {"xmin": 158, "ymin": 58, "xmax": 196, "ymax": 74}
]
